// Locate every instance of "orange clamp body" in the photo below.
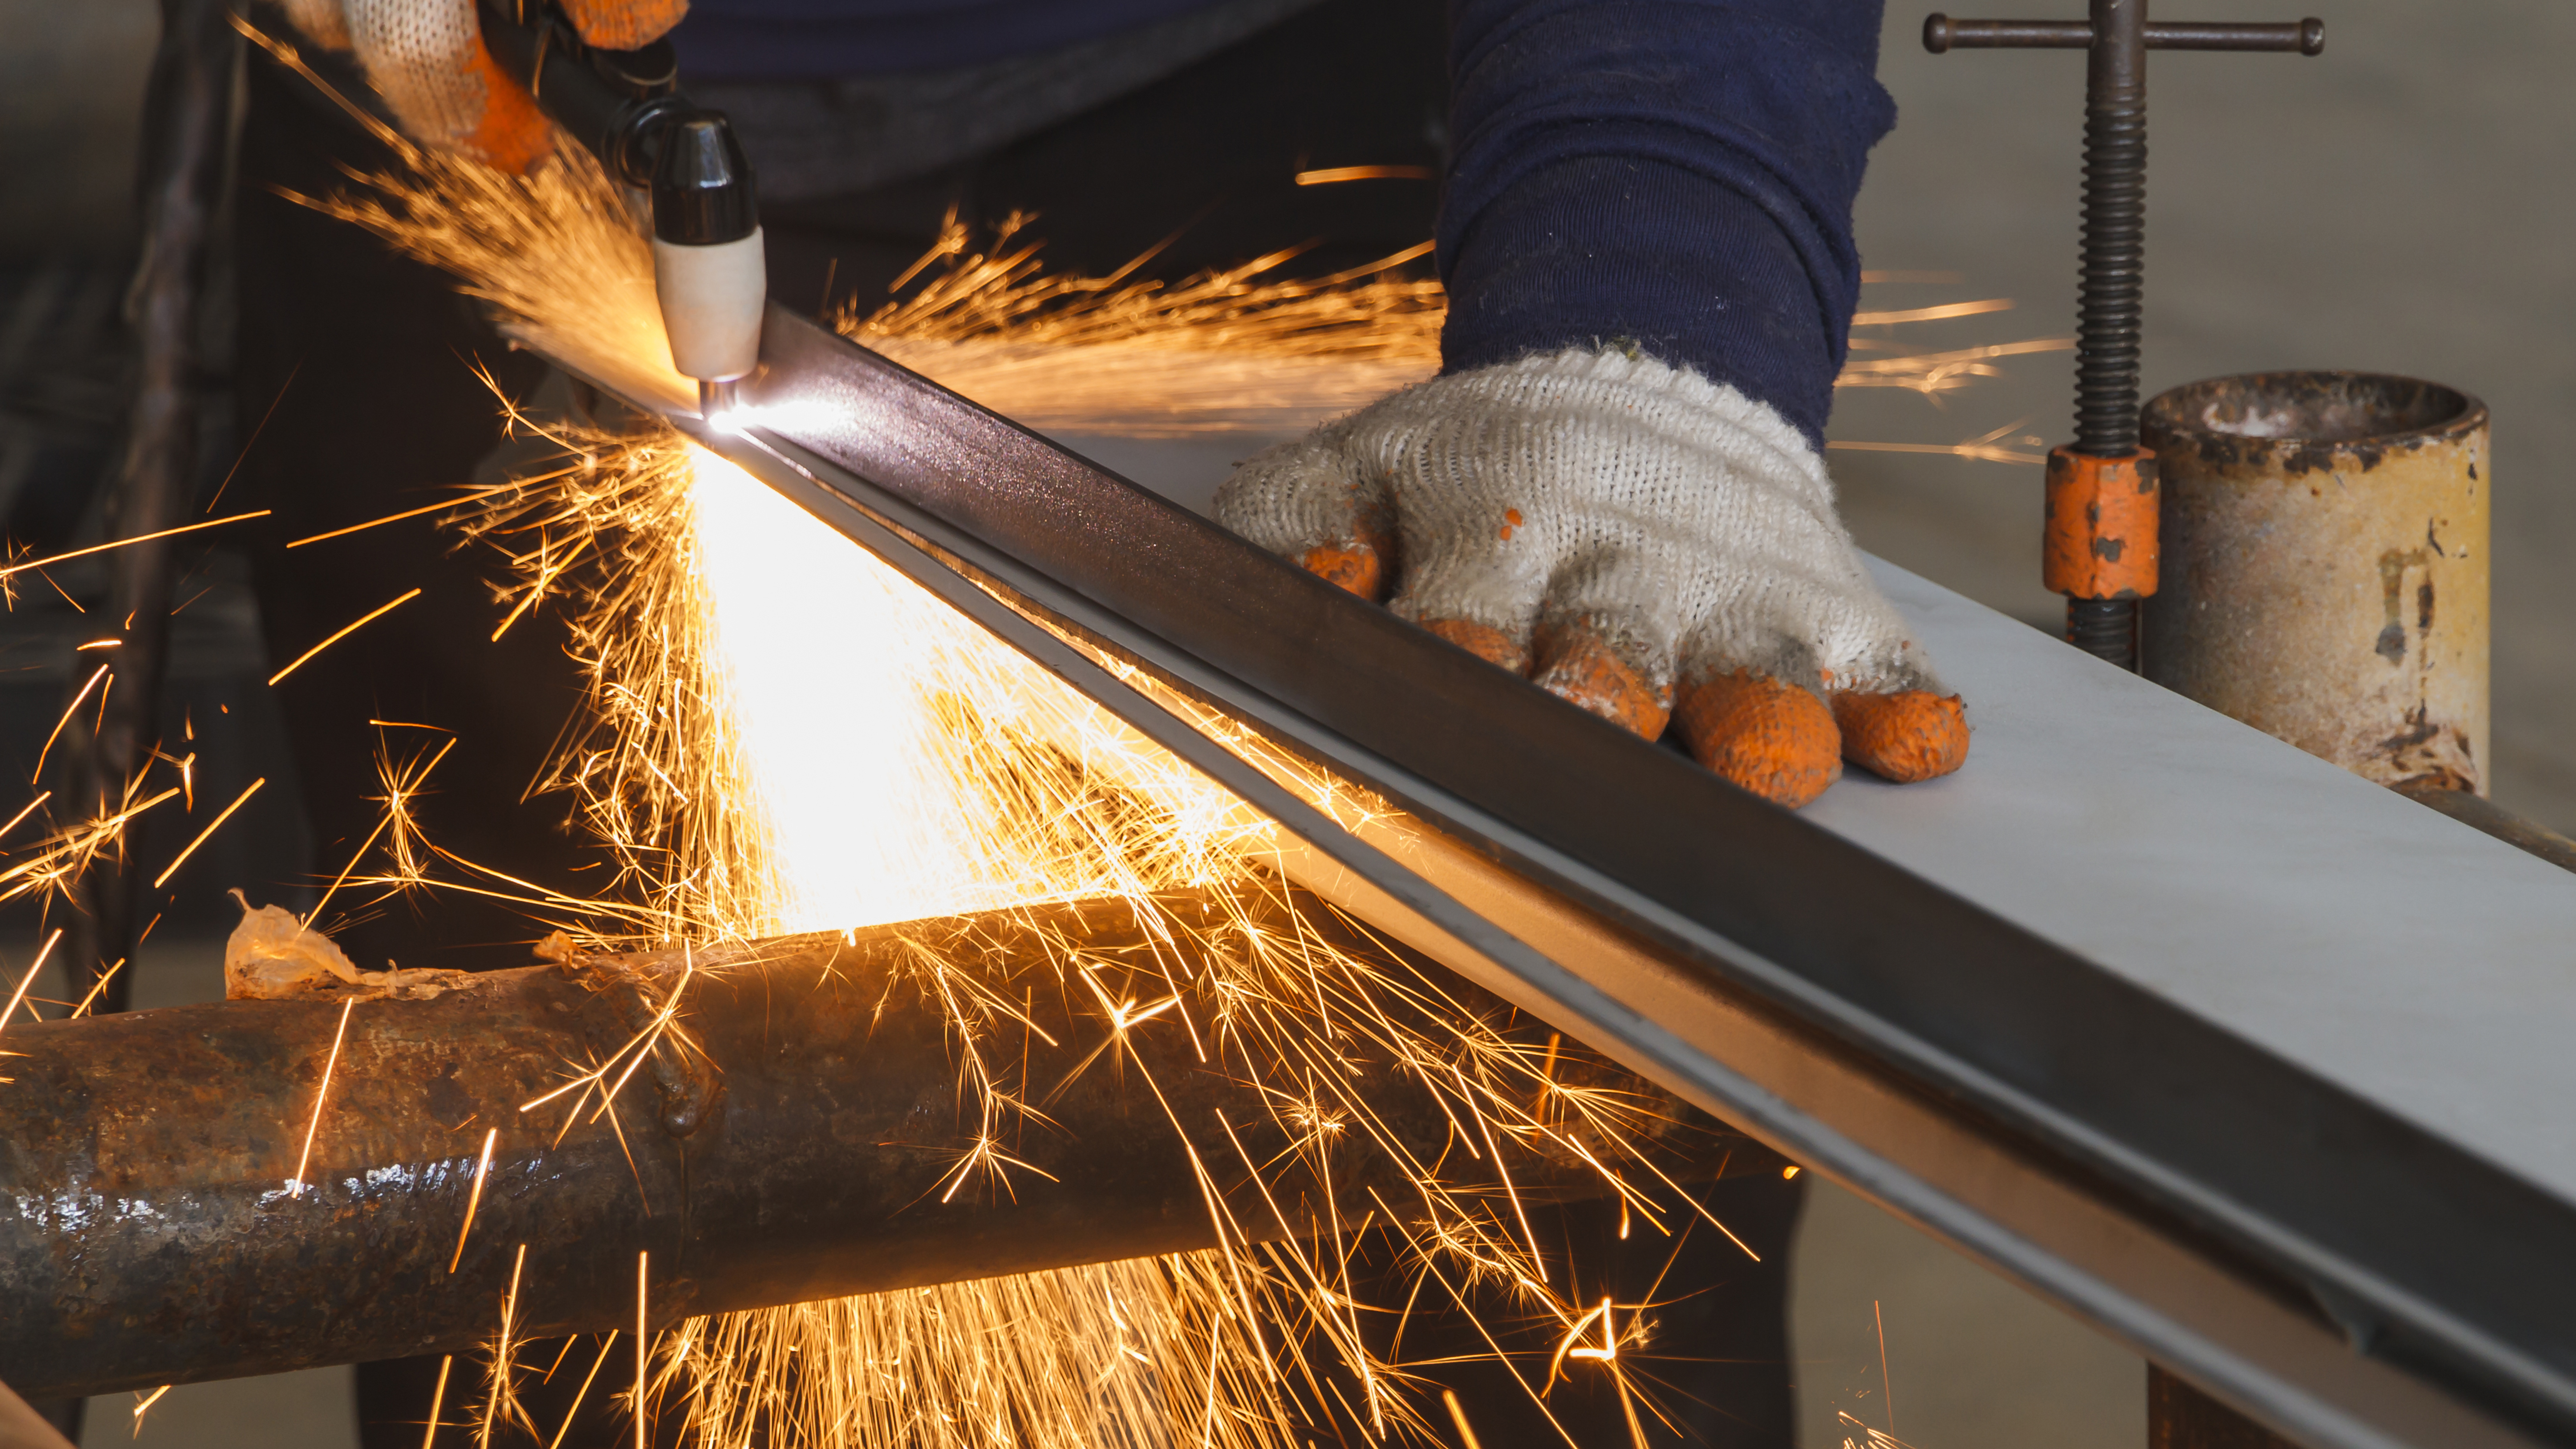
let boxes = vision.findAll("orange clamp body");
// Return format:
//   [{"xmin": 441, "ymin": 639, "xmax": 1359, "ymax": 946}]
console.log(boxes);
[{"xmin": 2042, "ymin": 446, "xmax": 2159, "ymax": 599}]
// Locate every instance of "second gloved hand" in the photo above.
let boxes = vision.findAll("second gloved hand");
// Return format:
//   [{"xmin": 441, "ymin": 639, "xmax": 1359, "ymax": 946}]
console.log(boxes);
[
  {"xmin": 278, "ymin": 0, "xmax": 685, "ymax": 170},
  {"xmin": 1214, "ymin": 345, "xmax": 1969, "ymax": 808}
]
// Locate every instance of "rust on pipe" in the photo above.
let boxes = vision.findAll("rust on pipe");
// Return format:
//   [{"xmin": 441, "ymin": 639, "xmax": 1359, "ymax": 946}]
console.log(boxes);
[{"xmin": 0, "ymin": 884, "xmax": 1701, "ymax": 1399}]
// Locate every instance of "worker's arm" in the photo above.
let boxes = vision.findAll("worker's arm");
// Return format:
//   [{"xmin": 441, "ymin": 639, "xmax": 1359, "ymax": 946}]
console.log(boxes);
[
  {"xmin": 275, "ymin": 0, "xmax": 686, "ymax": 169},
  {"xmin": 1216, "ymin": 0, "xmax": 1967, "ymax": 807}
]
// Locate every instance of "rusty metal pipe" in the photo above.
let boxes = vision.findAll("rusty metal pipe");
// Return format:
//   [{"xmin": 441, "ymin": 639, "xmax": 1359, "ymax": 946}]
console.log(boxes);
[{"xmin": 0, "ymin": 886, "xmax": 1686, "ymax": 1399}]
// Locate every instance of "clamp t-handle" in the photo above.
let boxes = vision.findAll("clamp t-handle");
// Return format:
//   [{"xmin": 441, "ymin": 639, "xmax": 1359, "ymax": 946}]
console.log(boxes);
[{"xmin": 1926, "ymin": 1, "xmax": 2321, "ymax": 669}]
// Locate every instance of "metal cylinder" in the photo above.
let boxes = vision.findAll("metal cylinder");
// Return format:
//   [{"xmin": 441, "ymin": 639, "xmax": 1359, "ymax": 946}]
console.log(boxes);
[
  {"xmin": 0, "ymin": 886, "xmax": 1691, "ymax": 1399},
  {"xmin": 2141, "ymin": 372, "xmax": 2490, "ymax": 792}
]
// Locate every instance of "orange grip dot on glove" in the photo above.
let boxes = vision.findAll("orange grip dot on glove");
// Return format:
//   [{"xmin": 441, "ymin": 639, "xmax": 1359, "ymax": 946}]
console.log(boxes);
[
  {"xmin": 1419, "ymin": 617, "xmax": 1528, "ymax": 675},
  {"xmin": 558, "ymin": 0, "xmax": 690, "ymax": 50},
  {"xmin": 1832, "ymin": 689, "xmax": 1969, "ymax": 784},
  {"xmin": 1532, "ymin": 622, "xmax": 1670, "ymax": 741},
  {"xmin": 459, "ymin": 36, "xmax": 554, "ymax": 173},
  {"xmin": 1673, "ymin": 671, "xmax": 1841, "ymax": 809},
  {"xmin": 1298, "ymin": 541, "xmax": 1388, "ymax": 602}
]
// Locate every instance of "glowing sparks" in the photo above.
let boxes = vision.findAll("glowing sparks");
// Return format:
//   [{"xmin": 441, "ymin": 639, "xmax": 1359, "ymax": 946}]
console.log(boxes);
[
  {"xmin": 66, "ymin": 957, "xmax": 124, "ymax": 1019},
  {"xmin": 840, "ymin": 219, "xmax": 1444, "ymax": 437},
  {"xmin": 635, "ymin": 1252, "xmax": 650, "ymax": 1449},
  {"xmin": 33, "ymin": 663, "xmax": 108, "ymax": 783},
  {"xmin": 151, "ymin": 775, "xmax": 266, "ymax": 888},
  {"xmin": 286, "ymin": 482, "xmax": 522, "ymax": 548},
  {"xmin": 451, "ymin": 1127, "xmax": 501, "ymax": 1272},
  {"xmin": 0, "ymin": 791, "xmax": 50, "ymax": 844},
  {"xmin": 1295, "ymin": 165, "xmax": 1438, "ymax": 185},
  {"xmin": 131, "ymin": 1384, "xmax": 173, "ymax": 1422},
  {"xmin": 0, "ymin": 785, "xmax": 182, "ymax": 908},
  {"xmin": 288, "ymin": 997, "xmax": 357, "ymax": 1199},
  {"xmin": 0, "ymin": 509, "xmax": 272, "ymax": 583},
  {"xmin": 1830, "ymin": 414, "xmax": 2050, "ymax": 467},
  {"xmin": 1443, "ymin": 1389, "xmax": 1484, "ymax": 1449},
  {"xmin": 261, "ymin": 68, "xmax": 1865, "ymax": 1447},
  {"xmin": 0, "ymin": 929, "xmax": 60, "ymax": 1029},
  {"xmin": 423, "ymin": 1355, "xmax": 455, "ymax": 1449},
  {"xmin": 1546, "ymin": 1295, "xmax": 1625, "ymax": 1393},
  {"xmin": 267, "ymin": 587, "xmax": 424, "ymax": 686},
  {"xmin": 1876, "ymin": 1299, "xmax": 1898, "ymax": 1435},
  {"xmin": 1834, "ymin": 335, "xmax": 2074, "ymax": 397},
  {"xmin": 1850, "ymin": 297, "xmax": 2015, "ymax": 326},
  {"xmin": 547, "ymin": 1334, "xmax": 620, "ymax": 1449},
  {"xmin": 477, "ymin": 1243, "xmax": 535, "ymax": 1448}
]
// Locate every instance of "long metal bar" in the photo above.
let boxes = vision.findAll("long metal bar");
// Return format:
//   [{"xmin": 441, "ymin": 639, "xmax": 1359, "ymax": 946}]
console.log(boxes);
[
  {"xmin": 1924, "ymin": 17, "xmax": 2325, "ymax": 51},
  {"xmin": 579, "ymin": 307, "xmax": 2576, "ymax": 1449},
  {"xmin": 0, "ymin": 887, "xmax": 1676, "ymax": 1398}
]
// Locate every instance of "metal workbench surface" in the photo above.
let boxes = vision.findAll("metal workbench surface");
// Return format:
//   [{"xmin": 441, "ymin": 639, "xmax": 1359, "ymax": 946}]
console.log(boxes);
[{"xmin": 1814, "ymin": 559, "xmax": 2576, "ymax": 1211}]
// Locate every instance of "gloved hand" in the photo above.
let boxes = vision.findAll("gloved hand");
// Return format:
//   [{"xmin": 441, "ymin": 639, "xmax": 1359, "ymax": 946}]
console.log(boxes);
[
  {"xmin": 1215, "ymin": 346, "xmax": 1969, "ymax": 808},
  {"xmin": 278, "ymin": 0, "xmax": 686, "ymax": 170}
]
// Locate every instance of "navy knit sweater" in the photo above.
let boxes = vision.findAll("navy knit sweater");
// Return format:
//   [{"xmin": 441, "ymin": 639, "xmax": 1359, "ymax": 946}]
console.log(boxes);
[
  {"xmin": 1441, "ymin": 0, "xmax": 1893, "ymax": 448},
  {"xmin": 675, "ymin": 0, "xmax": 1893, "ymax": 448}
]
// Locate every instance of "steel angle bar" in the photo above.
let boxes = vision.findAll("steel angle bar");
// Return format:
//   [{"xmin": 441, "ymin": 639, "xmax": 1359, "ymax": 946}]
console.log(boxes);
[{"xmin": 569, "ymin": 304, "xmax": 2576, "ymax": 1449}]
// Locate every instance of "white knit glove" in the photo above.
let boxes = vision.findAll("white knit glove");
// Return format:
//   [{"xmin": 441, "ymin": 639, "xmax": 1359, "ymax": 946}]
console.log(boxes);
[
  {"xmin": 277, "ymin": 0, "xmax": 684, "ymax": 169},
  {"xmin": 1214, "ymin": 346, "xmax": 1968, "ymax": 807}
]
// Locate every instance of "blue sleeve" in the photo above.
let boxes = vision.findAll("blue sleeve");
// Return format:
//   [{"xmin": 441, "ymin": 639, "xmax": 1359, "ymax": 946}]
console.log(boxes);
[{"xmin": 1437, "ymin": 0, "xmax": 1895, "ymax": 448}]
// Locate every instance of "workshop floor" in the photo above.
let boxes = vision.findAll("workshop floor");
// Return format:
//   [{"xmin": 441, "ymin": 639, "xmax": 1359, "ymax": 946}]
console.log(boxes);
[{"xmin": 8, "ymin": 0, "xmax": 2566, "ymax": 1444}]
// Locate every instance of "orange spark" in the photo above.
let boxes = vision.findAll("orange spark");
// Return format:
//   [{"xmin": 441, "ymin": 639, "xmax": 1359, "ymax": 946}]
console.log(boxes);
[
  {"xmin": 152, "ymin": 775, "xmax": 266, "ymax": 888},
  {"xmin": 422, "ymin": 1355, "xmax": 455, "ymax": 1449},
  {"xmin": 0, "ymin": 929, "xmax": 62, "ymax": 1029},
  {"xmin": 131, "ymin": 1384, "xmax": 173, "ymax": 1422},
  {"xmin": 0, "ymin": 791, "xmax": 50, "ymax": 844},
  {"xmin": 546, "ymin": 1333, "xmax": 620, "ymax": 1449},
  {"xmin": 1294, "ymin": 166, "xmax": 1437, "ymax": 185},
  {"xmin": 478, "ymin": 1242, "xmax": 534, "ymax": 1447},
  {"xmin": 288, "ymin": 997, "xmax": 357, "ymax": 1198},
  {"xmin": 1876, "ymin": 1299, "xmax": 1897, "ymax": 1435},
  {"xmin": 285, "ymin": 481, "xmax": 521, "ymax": 548},
  {"xmin": 1850, "ymin": 297, "xmax": 2015, "ymax": 326},
  {"xmin": 32, "ymin": 663, "xmax": 108, "ymax": 782},
  {"xmin": 0, "ymin": 509, "xmax": 271, "ymax": 582},
  {"xmin": 635, "ymin": 1252, "xmax": 649, "ymax": 1449},
  {"xmin": 450, "ymin": 1127, "xmax": 501, "ymax": 1272},
  {"xmin": 67, "ymin": 958, "xmax": 123, "ymax": 1018},
  {"xmin": 1443, "ymin": 1390, "xmax": 1484, "ymax": 1449},
  {"xmin": 268, "ymin": 587, "xmax": 423, "ymax": 686}
]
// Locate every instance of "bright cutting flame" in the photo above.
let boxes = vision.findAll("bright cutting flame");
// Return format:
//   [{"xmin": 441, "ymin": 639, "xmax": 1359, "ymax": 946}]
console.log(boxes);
[{"xmin": 685, "ymin": 459, "xmax": 1030, "ymax": 931}]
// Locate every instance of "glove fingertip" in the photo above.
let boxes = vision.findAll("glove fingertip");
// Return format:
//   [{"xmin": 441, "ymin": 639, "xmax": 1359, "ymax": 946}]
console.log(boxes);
[
  {"xmin": 1832, "ymin": 689, "xmax": 1970, "ymax": 783},
  {"xmin": 559, "ymin": 0, "xmax": 691, "ymax": 50}
]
